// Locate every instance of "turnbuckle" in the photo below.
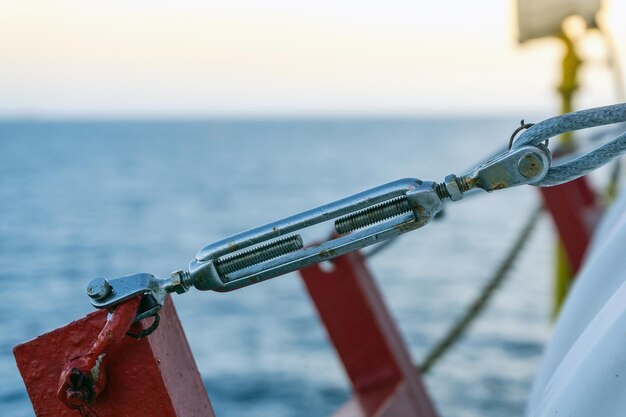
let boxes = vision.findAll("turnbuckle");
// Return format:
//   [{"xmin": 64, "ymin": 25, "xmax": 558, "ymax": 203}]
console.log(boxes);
[
  {"xmin": 87, "ymin": 144, "xmax": 552, "ymax": 322},
  {"xmin": 189, "ymin": 178, "xmax": 444, "ymax": 292}
]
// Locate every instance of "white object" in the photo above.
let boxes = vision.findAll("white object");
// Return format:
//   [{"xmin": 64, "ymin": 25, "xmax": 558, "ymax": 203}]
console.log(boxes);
[{"xmin": 525, "ymin": 188, "xmax": 626, "ymax": 416}]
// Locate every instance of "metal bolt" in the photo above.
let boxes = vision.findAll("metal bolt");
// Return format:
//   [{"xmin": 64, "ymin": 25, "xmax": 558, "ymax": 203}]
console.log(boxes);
[
  {"xmin": 86, "ymin": 277, "xmax": 111, "ymax": 300},
  {"xmin": 518, "ymin": 153, "xmax": 544, "ymax": 179},
  {"xmin": 335, "ymin": 196, "xmax": 412, "ymax": 235},
  {"xmin": 216, "ymin": 235, "xmax": 304, "ymax": 277}
]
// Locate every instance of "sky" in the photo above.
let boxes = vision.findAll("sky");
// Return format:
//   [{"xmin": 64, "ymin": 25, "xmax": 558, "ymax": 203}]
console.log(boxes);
[{"xmin": 0, "ymin": 0, "xmax": 624, "ymax": 118}]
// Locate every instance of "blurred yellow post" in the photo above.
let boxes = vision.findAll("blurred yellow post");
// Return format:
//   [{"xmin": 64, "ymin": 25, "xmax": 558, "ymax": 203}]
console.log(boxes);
[{"xmin": 552, "ymin": 31, "xmax": 582, "ymax": 317}]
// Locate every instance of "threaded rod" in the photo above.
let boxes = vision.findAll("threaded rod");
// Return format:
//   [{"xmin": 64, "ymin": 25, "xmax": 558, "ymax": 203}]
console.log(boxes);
[
  {"xmin": 434, "ymin": 183, "xmax": 450, "ymax": 200},
  {"xmin": 436, "ymin": 176, "xmax": 472, "ymax": 200},
  {"xmin": 216, "ymin": 235, "xmax": 304, "ymax": 276},
  {"xmin": 335, "ymin": 196, "xmax": 412, "ymax": 235}
]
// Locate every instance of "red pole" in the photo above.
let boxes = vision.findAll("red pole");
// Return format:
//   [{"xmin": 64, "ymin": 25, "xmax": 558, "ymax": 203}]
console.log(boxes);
[
  {"xmin": 539, "ymin": 176, "xmax": 599, "ymax": 273},
  {"xmin": 301, "ymin": 251, "xmax": 438, "ymax": 417}
]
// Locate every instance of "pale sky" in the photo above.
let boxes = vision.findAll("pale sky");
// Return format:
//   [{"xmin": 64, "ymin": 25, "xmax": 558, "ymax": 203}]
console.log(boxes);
[{"xmin": 0, "ymin": 0, "xmax": 624, "ymax": 118}]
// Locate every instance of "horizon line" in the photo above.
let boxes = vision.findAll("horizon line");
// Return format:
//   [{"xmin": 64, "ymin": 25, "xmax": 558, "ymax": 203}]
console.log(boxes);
[{"xmin": 0, "ymin": 110, "xmax": 552, "ymax": 122}]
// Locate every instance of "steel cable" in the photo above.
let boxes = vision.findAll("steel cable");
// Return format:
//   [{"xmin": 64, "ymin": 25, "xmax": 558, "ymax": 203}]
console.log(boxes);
[
  {"xmin": 513, "ymin": 103, "xmax": 626, "ymax": 149},
  {"xmin": 512, "ymin": 103, "xmax": 626, "ymax": 186},
  {"xmin": 538, "ymin": 130, "xmax": 626, "ymax": 186}
]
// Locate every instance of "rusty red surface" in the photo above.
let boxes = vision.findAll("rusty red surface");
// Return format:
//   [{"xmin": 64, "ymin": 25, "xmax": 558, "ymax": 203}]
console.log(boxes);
[
  {"xmin": 300, "ymin": 251, "xmax": 438, "ymax": 417},
  {"xmin": 57, "ymin": 296, "xmax": 141, "ymax": 411},
  {"xmin": 540, "ymin": 176, "xmax": 599, "ymax": 273},
  {"xmin": 14, "ymin": 296, "xmax": 214, "ymax": 417}
]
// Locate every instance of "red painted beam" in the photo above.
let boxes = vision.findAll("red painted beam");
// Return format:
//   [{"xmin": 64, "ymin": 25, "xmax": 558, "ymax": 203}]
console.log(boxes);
[
  {"xmin": 300, "ymin": 251, "xmax": 438, "ymax": 417},
  {"xmin": 539, "ymin": 176, "xmax": 599, "ymax": 273},
  {"xmin": 14, "ymin": 296, "xmax": 214, "ymax": 417}
]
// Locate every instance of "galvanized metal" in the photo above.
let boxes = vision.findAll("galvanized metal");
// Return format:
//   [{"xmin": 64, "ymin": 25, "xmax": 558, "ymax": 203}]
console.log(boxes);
[
  {"xmin": 513, "ymin": 104, "xmax": 626, "ymax": 148},
  {"xmin": 191, "ymin": 178, "xmax": 443, "ymax": 291},
  {"xmin": 86, "ymin": 277, "xmax": 111, "ymax": 301},
  {"xmin": 88, "ymin": 147, "xmax": 554, "ymax": 314},
  {"xmin": 458, "ymin": 144, "xmax": 552, "ymax": 194},
  {"xmin": 89, "ymin": 272, "xmax": 182, "ymax": 311},
  {"xmin": 512, "ymin": 103, "xmax": 626, "ymax": 186},
  {"xmin": 90, "ymin": 178, "xmax": 447, "ymax": 313},
  {"xmin": 85, "ymin": 103, "xmax": 626, "ymax": 322},
  {"xmin": 537, "ymin": 130, "xmax": 626, "ymax": 186},
  {"xmin": 215, "ymin": 234, "xmax": 304, "ymax": 276},
  {"xmin": 335, "ymin": 196, "xmax": 412, "ymax": 234},
  {"xmin": 87, "ymin": 145, "xmax": 554, "ymax": 317}
]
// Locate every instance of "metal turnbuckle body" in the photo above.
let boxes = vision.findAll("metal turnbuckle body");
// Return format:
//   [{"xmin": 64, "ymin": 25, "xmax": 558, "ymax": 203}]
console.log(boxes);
[
  {"xmin": 88, "ymin": 179, "xmax": 443, "ymax": 310},
  {"xmin": 85, "ymin": 102, "xmax": 626, "ymax": 326},
  {"xmin": 189, "ymin": 178, "xmax": 443, "ymax": 292},
  {"xmin": 87, "ymin": 144, "xmax": 555, "ymax": 324},
  {"xmin": 87, "ymin": 144, "xmax": 555, "ymax": 316}
]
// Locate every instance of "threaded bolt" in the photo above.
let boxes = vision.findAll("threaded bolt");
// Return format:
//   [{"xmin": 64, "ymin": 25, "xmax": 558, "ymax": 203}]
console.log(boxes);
[
  {"xmin": 456, "ymin": 176, "xmax": 472, "ymax": 192},
  {"xmin": 335, "ymin": 196, "xmax": 412, "ymax": 235},
  {"xmin": 216, "ymin": 235, "xmax": 304, "ymax": 276},
  {"xmin": 434, "ymin": 183, "xmax": 450, "ymax": 200},
  {"xmin": 438, "ymin": 174, "xmax": 472, "ymax": 201},
  {"xmin": 170, "ymin": 269, "xmax": 193, "ymax": 294}
]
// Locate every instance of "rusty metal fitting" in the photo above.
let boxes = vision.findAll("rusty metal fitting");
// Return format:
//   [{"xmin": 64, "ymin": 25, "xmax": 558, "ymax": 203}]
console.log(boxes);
[
  {"xmin": 58, "ymin": 297, "xmax": 141, "ymax": 411},
  {"xmin": 443, "ymin": 174, "xmax": 464, "ymax": 201},
  {"xmin": 169, "ymin": 270, "xmax": 192, "ymax": 295},
  {"xmin": 64, "ymin": 368, "xmax": 95, "ymax": 407}
]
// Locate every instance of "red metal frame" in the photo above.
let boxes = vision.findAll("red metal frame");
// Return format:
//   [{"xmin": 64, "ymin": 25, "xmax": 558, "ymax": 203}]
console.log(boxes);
[
  {"xmin": 14, "ymin": 296, "xmax": 214, "ymax": 417},
  {"xmin": 539, "ymin": 176, "xmax": 599, "ymax": 273},
  {"xmin": 15, "ymin": 249, "xmax": 440, "ymax": 417},
  {"xmin": 300, "ymin": 251, "xmax": 438, "ymax": 417}
]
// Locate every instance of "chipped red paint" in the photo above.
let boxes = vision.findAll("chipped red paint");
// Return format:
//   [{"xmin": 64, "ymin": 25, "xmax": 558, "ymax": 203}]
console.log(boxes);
[
  {"xmin": 57, "ymin": 296, "xmax": 141, "ymax": 411},
  {"xmin": 300, "ymin": 251, "xmax": 438, "ymax": 417},
  {"xmin": 14, "ymin": 296, "xmax": 214, "ymax": 417},
  {"xmin": 16, "ymin": 249, "xmax": 439, "ymax": 416}
]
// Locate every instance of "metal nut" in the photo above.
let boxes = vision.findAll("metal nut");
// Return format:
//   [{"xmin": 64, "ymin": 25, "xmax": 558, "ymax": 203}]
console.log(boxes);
[
  {"xmin": 170, "ymin": 270, "xmax": 191, "ymax": 294},
  {"xmin": 444, "ymin": 174, "xmax": 464, "ymax": 201}
]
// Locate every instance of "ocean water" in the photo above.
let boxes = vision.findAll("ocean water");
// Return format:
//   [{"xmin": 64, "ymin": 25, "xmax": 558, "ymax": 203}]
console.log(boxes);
[{"xmin": 0, "ymin": 119, "xmax": 554, "ymax": 417}]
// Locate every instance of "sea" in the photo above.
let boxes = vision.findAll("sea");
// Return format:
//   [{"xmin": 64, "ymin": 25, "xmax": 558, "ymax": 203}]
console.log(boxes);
[{"xmin": 0, "ymin": 118, "xmax": 557, "ymax": 417}]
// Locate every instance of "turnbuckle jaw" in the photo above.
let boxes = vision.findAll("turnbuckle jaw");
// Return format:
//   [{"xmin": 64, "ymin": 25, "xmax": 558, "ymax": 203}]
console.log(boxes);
[
  {"xmin": 87, "ymin": 270, "xmax": 193, "ymax": 317},
  {"xmin": 438, "ymin": 144, "xmax": 552, "ymax": 201}
]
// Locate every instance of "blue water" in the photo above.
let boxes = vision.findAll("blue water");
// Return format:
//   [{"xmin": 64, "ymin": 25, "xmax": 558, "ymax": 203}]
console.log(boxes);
[{"xmin": 0, "ymin": 119, "xmax": 553, "ymax": 417}]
